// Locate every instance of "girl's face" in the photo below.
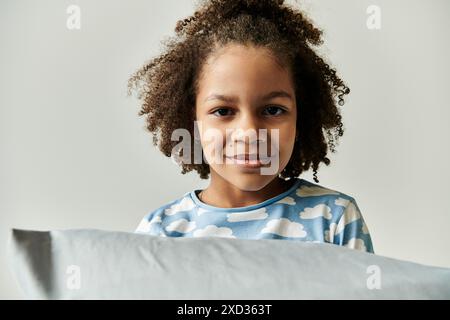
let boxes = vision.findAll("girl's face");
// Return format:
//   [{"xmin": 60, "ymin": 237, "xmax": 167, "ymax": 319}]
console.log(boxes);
[{"xmin": 195, "ymin": 43, "xmax": 297, "ymax": 191}]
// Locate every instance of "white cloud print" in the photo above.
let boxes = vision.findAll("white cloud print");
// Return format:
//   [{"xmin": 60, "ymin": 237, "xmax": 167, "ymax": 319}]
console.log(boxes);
[
  {"xmin": 335, "ymin": 201, "xmax": 361, "ymax": 235},
  {"xmin": 196, "ymin": 207, "xmax": 210, "ymax": 216},
  {"xmin": 275, "ymin": 196, "xmax": 296, "ymax": 205},
  {"xmin": 193, "ymin": 225, "xmax": 235, "ymax": 238},
  {"xmin": 324, "ymin": 223, "xmax": 338, "ymax": 242},
  {"xmin": 362, "ymin": 222, "xmax": 369, "ymax": 234},
  {"xmin": 261, "ymin": 218, "xmax": 307, "ymax": 238},
  {"xmin": 227, "ymin": 208, "xmax": 268, "ymax": 222},
  {"xmin": 165, "ymin": 218, "xmax": 197, "ymax": 233},
  {"xmin": 299, "ymin": 204, "xmax": 332, "ymax": 220},
  {"xmin": 296, "ymin": 186, "xmax": 340, "ymax": 197},
  {"xmin": 164, "ymin": 197, "xmax": 196, "ymax": 216},
  {"xmin": 149, "ymin": 215, "xmax": 162, "ymax": 224},
  {"xmin": 335, "ymin": 197, "xmax": 351, "ymax": 207},
  {"xmin": 324, "ymin": 230, "xmax": 331, "ymax": 242},
  {"xmin": 344, "ymin": 238, "xmax": 367, "ymax": 252},
  {"xmin": 135, "ymin": 215, "xmax": 162, "ymax": 233}
]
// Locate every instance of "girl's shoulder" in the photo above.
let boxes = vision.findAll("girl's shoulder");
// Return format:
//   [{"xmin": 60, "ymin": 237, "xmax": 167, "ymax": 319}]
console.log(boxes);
[
  {"xmin": 137, "ymin": 191, "xmax": 195, "ymax": 224},
  {"xmin": 295, "ymin": 178, "xmax": 355, "ymax": 201},
  {"xmin": 290, "ymin": 178, "xmax": 362, "ymax": 223}
]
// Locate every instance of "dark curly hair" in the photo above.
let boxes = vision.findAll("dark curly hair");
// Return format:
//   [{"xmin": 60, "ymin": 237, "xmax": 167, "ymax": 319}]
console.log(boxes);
[{"xmin": 127, "ymin": 0, "xmax": 350, "ymax": 183}]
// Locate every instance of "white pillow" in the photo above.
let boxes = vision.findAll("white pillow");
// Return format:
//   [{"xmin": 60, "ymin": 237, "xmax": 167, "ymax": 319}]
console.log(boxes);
[{"xmin": 8, "ymin": 228, "xmax": 450, "ymax": 299}]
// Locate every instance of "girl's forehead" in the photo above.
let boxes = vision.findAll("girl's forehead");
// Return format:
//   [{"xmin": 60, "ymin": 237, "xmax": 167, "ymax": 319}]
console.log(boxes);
[
  {"xmin": 198, "ymin": 44, "xmax": 294, "ymax": 94},
  {"xmin": 206, "ymin": 43, "xmax": 284, "ymax": 68}
]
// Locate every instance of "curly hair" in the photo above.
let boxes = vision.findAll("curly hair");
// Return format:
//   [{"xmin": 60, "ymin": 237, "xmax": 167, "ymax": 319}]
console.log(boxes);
[{"xmin": 127, "ymin": 0, "xmax": 350, "ymax": 183}]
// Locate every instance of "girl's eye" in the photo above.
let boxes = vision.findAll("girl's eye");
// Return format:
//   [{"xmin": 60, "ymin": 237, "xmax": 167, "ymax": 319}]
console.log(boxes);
[
  {"xmin": 262, "ymin": 106, "xmax": 286, "ymax": 116},
  {"xmin": 212, "ymin": 108, "xmax": 233, "ymax": 117},
  {"xmin": 212, "ymin": 106, "xmax": 286, "ymax": 117}
]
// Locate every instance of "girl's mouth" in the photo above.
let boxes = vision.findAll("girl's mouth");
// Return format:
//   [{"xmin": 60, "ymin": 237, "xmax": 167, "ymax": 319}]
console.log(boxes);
[{"xmin": 225, "ymin": 154, "xmax": 271, "ymax": 168}]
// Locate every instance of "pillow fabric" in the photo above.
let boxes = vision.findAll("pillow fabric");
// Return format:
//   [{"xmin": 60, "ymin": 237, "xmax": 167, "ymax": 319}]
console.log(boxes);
[{"xmin": 8, "ymin": 228, "xmax": 450, "ymax": 299}]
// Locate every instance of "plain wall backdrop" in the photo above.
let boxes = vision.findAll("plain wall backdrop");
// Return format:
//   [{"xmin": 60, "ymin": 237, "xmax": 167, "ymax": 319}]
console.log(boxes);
[{"xmin": 1, "ymin": 0, "xmax": 449, "ymax": 299}]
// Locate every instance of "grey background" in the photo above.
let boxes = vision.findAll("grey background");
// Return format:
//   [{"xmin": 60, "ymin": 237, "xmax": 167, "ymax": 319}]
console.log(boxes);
[{"xmin": 1, "ymin": 0, "xmax": 449, "ymax": 299}]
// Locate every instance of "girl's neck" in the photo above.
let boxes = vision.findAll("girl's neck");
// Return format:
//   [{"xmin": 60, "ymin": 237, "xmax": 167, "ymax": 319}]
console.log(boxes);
[{"xmin": 199, "ymin": 175, "xmax": 296, "ymax": 208}]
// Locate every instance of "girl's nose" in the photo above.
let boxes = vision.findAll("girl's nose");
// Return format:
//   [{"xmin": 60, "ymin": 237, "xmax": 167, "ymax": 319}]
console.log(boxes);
[
  {"xmin": 231, "ymin": 111, "xmax": 262, "ymax": 144},
  {"xmin": 227, "ymin": 115, "xmax": 271, "ymax": 158}
]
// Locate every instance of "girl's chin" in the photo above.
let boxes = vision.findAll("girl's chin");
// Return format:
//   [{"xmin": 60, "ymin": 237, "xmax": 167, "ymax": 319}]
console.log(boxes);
[{"xmin": 216, "ymin": 173, "xmax": 277, "ymax": 192}]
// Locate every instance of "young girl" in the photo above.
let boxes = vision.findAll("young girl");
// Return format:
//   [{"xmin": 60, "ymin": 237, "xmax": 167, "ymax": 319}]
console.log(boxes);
[{"xmin": 128, "ymin": 0, "xmax": 374, "ymax": 253}]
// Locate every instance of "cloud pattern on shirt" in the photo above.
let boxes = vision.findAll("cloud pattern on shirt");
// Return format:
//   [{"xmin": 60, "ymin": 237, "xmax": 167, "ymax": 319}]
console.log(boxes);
[
  {"xmin": 335, "ymin": 197, "xmax": 351, "ymax": 207},
  {"xmin": 165, "ymin": 218, "xmax": 196, "ymax": 233},
  {"xmin": 196, "ymin": 207, "xmax": 210, "ymax": 216},
  {"xmin": 296, "ymin": 186, "xmax": 340, "ymax": 197},
  {"xmin": 164, "ymin": 197, "xmax": 195, "ymax": 216},
  {"xmin": 227, "ymin": 208, "xmax": 268, "ymax": 222},
  {"xmin": 335, "ymin": 201, "xmax": 361, "ymax": 235},
  {"xmin": 275, "ymin": 196, "xmax": 296, "ymax": 205},
  {"xmin": 362, "ymin": 222, "xmax": 369, "ymax": 234},
  {"xmin": 299, "ymin": 204, "xmax": 332, "ymax": 220},
  {"xmin": 344, "ymin": 237, "xmax": 367, "ymax": 252},
  {"xmin": 136, "ymin": 179, "xmax": 373, "ymax": 253},
  {"xmin": 193, "ymin": 225, "xmax": 235, "ymax": 238},
  {"xmin": 135, "ymin": 215, "xmax": 162, "ymax": 233},
  {"xmin": 261, "ymin": 218, "xmax": 307, "ymax": 238}
]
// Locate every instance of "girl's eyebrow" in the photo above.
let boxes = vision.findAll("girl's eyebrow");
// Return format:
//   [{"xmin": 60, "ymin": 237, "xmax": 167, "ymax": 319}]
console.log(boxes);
[{"xmin": 204, "ymin": 90, "xmax": 293, "ymax": 103}]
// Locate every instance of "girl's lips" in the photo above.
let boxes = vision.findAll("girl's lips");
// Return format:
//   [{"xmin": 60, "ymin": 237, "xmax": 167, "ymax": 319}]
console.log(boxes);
[{"xmin": 225, "ymin": 156, "xmax": 270, "ymax": 168}]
